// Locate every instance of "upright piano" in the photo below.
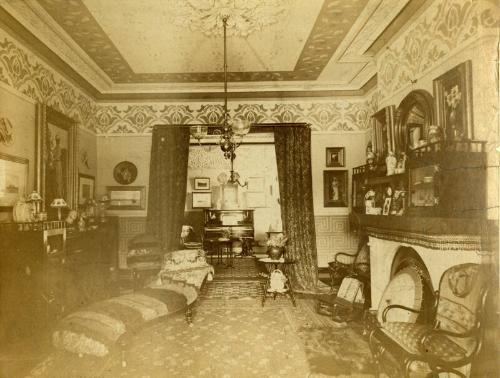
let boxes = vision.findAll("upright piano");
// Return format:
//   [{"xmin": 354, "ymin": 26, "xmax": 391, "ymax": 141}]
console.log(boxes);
[{"xmin": 203, "ymin": 209, "xmax": 254, "ymax": 255}]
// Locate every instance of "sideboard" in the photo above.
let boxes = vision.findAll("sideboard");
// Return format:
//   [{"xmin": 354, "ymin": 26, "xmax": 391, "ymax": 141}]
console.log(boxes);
[{"xmin": 0, "ymin": 218, "xmax": 118, "ymax": 344}]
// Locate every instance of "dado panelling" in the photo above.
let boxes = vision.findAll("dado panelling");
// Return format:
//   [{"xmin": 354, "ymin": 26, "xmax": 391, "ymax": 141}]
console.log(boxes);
[
  {"xmin": 95, "ymin": 100, "xmax": 375, "ymax": 134},
  {"xmin": 377, "ymin": 0, "xmax": 500, "ymax": 102},
  {"xmin": 315, "ymin": 215, "xmax": 358, "ymax": 267},
  {"xmin": 0, "ymin": 32, "xmax": 96, "ymax": 131}
]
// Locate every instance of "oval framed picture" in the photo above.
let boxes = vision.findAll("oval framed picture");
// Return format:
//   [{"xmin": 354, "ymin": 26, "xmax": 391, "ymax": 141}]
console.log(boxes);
[{"xmin": 113, "ymin": 161, "xmax": 137, "ymax": 185}]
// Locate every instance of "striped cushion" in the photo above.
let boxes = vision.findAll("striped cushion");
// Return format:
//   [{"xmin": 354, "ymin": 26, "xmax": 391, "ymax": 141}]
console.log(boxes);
[{"xmin": 52, "ymin": 288, "xmax": 186, "ymax": 357}]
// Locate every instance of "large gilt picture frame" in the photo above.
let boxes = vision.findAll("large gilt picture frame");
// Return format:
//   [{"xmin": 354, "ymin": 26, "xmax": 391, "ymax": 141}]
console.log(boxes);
[{"xmin": 36, "ymin": 104, "xmax": 78, "ymax": 212}]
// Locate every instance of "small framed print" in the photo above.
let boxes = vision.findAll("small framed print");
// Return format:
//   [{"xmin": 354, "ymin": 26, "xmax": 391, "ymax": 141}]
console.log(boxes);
[
  {"xmin": 247, "ymin": 177, "xmax": 265, "ymax": 192},
  {"xmin": 323, "ymin": 170, "xmax": 348, "ymax": 207},
  {"xmin": 382, "ymin": 197, "xmax": 392, "ymax": 215},
  {"xmin": 192, "ymin": 191, "xmax": 212, "ymax": 208},
  {"xmin": 194, "ymin": 177, "xmax": 210, "ymax": 191},
  {"xmin": 78, "ymin": 174, "xmax": 95, "ymax": 205},
  {"xmin": 0, "ymin": 152, "xmax": 28, "ymax": 211},
  {"xmin": 326, "ymin": 147, "xmax": 345, "ymax": 167}
]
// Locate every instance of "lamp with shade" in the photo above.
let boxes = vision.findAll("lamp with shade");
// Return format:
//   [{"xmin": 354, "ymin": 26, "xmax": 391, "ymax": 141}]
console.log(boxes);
[
  {"xmin": 27, "ymin": 191, "xmax": 43, "ymax": 216},
  {"xmin": 50, "ymin": 198, "xmax": 67, "ymax": 221}
]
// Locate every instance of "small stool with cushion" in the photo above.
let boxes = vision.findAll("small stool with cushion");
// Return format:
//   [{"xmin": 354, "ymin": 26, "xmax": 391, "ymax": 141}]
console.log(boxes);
[{"xmin": 126, "ymin": 233, "xmax": 163, "ymax": 288}]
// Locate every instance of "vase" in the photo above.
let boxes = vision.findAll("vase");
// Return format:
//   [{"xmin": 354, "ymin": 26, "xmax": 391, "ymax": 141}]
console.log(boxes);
[{"xmin": 268, "ymin": 246, "xmax": 283, "ymax": 260}]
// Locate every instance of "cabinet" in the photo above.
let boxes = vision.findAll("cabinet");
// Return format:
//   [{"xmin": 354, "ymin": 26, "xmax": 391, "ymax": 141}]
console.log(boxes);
[
  {"xmin": 407, "ymin": 140, "xmax": 486, "ymax": 218},
  {"xmin": 0, "ymin": 219, "xmax": 118, "ymax": 344}
]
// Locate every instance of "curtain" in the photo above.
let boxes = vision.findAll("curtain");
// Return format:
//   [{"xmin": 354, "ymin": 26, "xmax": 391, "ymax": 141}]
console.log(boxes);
[
  {"xmin": 147, "ymin": 126, "xmax": 190, "ymax": 252},
  {"xmin": 274, "ymin": 126, "xmax": 319, "ymax": 292}
]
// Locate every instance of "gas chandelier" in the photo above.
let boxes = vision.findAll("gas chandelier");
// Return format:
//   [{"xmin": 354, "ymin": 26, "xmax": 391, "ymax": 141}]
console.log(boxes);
[{"xmin": 190, "ymin": 16, "xmax": 250, "ymax": 187}]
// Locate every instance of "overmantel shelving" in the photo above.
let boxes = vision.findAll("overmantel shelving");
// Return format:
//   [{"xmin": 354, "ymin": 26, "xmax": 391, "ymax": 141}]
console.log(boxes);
[{"xmin": 352, "ymin": 140, "xmax": 487, "ymax": 220}]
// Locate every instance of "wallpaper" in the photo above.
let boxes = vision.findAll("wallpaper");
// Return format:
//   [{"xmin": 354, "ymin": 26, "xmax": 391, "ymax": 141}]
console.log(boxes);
[
  {"xmin": 95, "ymin": 99, "xmax": 376, "ymax": 134},
  {"xmin": 0, "ymin": 31, "xmax": 96, "ymax": 131},
  {"xmin": 377, "ymin": 0, "xmax": 500, "ymax": 102}
]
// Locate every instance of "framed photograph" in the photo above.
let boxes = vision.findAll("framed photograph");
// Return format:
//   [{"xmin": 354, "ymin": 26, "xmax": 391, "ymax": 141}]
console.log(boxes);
[
  {"xmin": 323, "ymin": 170, "xmax": 348, "ymax": 207},
  {"xmin": 107, "ymin": 186, "xmax": 146, "ymax": 210},
  {"xmin": 0, "ymin": 152, "xmax": 29, "ymax": 211},
  {"xmin": 192, "ymin": 191, "xmax": 212, "ymax": 208},
  {"xmin": 113, "ymin": 161, "xmax": 137, "ymax": 185},
  {"xmin": 382, "ymin": 197, "xmax": 392, "ymax": 215},
  {"xmin": 326, "ymin": 147, "xmax": 345, "ymax": 167},
  {"xmin": 78, "ymin": 174, "xmax": 95, "ymax": 205},
  {"xmin": 433, "ymin": 60, "xmax": 473, "ymax": 142},
  {"xmin": 194, "ymin": 177, "xmax": 210, "ymax": 191},
  {"xmin": 36, "ymin": 105, "xmax": 78, "ymax": 211},
  {"xmin": 247, "ymin": 177, "xmax": 265, "ymax": 192},
  {"xmin": 246, "ymin": 192, "xmax": 266, "ymax": 208}
]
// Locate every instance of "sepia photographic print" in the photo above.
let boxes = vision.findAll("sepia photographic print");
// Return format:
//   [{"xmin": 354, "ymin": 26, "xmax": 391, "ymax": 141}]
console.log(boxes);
[{"xmin": 0, "ymin": 1, "xmax": 498, "ymax": 377}]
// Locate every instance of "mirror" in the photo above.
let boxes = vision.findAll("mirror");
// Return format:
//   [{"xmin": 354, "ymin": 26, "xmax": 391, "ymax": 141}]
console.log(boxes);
[
  {"xmin": 395, "ymin": 90, "xmax": 435, "ymax": 152},
  {"xmin": 36, "ymin": 104, "xmax": 78, "ymax": 215}
]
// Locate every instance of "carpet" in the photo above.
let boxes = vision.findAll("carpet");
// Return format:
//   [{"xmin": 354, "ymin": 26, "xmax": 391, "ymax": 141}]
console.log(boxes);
[{"xmin": 26, "ymin": 262, "xmax": 376, "ymax": 378}]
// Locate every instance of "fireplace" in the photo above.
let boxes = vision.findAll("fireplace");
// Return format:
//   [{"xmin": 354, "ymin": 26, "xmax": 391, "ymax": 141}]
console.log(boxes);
[{"xmin": 365, "ymin": 220, "xmax": 492, "ymax": 312}]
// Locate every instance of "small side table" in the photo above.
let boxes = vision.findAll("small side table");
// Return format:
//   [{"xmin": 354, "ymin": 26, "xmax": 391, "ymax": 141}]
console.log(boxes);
[{"xmin": 259, "ymin": 257, "xmax": 296, "ymax": 307}]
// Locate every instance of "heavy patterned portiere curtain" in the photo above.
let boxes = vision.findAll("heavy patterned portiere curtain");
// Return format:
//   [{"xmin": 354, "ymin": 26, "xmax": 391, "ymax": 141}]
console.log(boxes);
[
  {"xmin": 274, "ymin": 126, "xmax": 319, "ymax": 292},
  {"xmin": 147, "ymin": 126, "xmax": 190, "ymax": 252}
]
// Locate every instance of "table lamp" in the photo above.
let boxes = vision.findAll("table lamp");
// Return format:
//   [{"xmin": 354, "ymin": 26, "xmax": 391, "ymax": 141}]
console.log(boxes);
[
  {"xmin": 99, "ymin": 195, "xmax": 110, "ymax": 222},
  {"xmin": 50, "ymin": 198, "xmax": 67, "ymax": 221},
  {"xmin": 27, "ymin": 191, "xmax": 43, "ymax": 216}
]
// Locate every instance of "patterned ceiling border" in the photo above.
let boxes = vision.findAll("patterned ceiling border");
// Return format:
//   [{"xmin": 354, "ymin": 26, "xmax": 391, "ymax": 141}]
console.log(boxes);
[
  {"xmin": 376, "ymin": 0, "xmax": 500, "ymax": 103},
  {"xmin": 37, "ymin": 0, "xmax": 369, "ymax": 83}
]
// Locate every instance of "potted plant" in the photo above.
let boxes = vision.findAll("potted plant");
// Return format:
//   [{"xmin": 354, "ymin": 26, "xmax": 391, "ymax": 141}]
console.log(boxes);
[{"xmin": 266, "ymin": 234, "xmax": 288, "ymax": 260}]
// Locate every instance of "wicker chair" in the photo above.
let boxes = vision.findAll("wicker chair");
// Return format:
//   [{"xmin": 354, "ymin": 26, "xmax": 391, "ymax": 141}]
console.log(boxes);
[
  {"xmin": 369, "ymin": 263, "xmax": 490, "ymax": 378},
  {"xmin": 328, "ymin": 235, "xmax": 370, "ymax": 290}
]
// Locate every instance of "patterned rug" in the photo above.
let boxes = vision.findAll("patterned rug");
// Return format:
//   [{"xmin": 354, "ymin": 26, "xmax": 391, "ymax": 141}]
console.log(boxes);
[
  {"xmin": 25, "ymin": 262, "xmax": 375, "ymax": 378},
  {"xmin": 212, "ymin": 257, "xmax": 263, "ymax": 280}
]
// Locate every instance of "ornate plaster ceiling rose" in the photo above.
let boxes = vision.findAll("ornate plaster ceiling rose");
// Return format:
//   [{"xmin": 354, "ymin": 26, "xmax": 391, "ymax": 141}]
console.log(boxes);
[{"xmin": 172, "ymin": 0, "xmax": 290, "ymax": 37}]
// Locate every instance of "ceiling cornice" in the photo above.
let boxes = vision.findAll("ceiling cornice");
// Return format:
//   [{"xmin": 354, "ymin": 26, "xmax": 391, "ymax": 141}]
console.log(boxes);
[{"xmin": 0, "ymin": 2, "xmax": 378, "ymax": 102}]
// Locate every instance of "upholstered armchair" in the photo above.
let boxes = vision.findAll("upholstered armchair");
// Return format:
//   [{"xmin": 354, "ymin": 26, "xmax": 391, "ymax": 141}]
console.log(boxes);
[{"xmin": 369, "ymin": 263, "xmax": 490, "ymax": 378}]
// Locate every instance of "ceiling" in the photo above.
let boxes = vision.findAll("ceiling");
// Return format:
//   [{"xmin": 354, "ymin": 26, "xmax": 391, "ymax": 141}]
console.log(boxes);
[{"xmin": 0, "ymin": 0, "xmax": 427, "ymax": 100}]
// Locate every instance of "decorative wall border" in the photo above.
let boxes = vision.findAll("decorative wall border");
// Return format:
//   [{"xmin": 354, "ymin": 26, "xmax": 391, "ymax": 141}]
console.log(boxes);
[
  {"xmin": 0, "ymin": 32, "xmax": 96, "ymax": 131},
  {"xmin": 377, "ymin": 0, "xmax": 500, "ymax": 103}
]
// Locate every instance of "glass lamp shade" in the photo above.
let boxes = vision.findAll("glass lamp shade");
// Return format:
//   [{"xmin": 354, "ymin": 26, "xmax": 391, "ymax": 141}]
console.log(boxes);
[
  {"xmin": 27, "ymin": 191, "xmax": 43, "ymax": 203},
  {"xmin": 190, "ymin": 125, "xmax": 208, "ymax": 140},
  {"xmin": 50, "ymin": 198, "xmax": 67, "ymax": 208},
  {"xmin": 231, "ymin": 119, "xmax": 251, "ymax": 136}
]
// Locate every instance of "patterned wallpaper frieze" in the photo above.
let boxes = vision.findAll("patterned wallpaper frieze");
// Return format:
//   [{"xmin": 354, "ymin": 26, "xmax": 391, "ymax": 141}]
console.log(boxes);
[
  {"xmin": 377, "ymin": 0, "xmax": 500, "ymax": 102},
  {"xmin": 0, "ymin": 27, "xmax": 377, "ymax": 135},
  {"xmin": 95, "ymin": 99, "xmax": 375, "ymax": 134},
  {"xmin": 0, "ymin": 33, "xmax": 96, "ymax": 131}
]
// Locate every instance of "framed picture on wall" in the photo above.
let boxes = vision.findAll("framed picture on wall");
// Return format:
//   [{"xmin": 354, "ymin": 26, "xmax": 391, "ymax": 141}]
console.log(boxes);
[
  {"xmin": 78, "ymin": 174, "xmax": 95, "ymax": 205},
  {"xmin": 192, "ymin": 191, "xmax": 212, "ymax": 208},
  {"xmin": 326, "ymin": 147, "xmax": 345, "ymax": 167},
  {"xmin": 0, "ymin": 152, "xmax": 29, "ymax": 211},
  {"xmin": 433, "ymin": 60, "xmax": 473, "ymax": 142},
  {"xmin": 107, "ymin": 186, "xmax": 146, "ymax": 210},
  {"xmin": 323, "ymin": 170, "xmax": 348, "ymax": 207},
  {"xmin": 194, "ymin": 177, "xmax": 210, "ymax": 190}
]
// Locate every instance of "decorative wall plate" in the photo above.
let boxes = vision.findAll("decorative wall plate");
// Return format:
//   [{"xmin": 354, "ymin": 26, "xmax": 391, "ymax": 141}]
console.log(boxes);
[{"xmin": 113, "ymin": 161, "xmax": 137, "ymax": 185}]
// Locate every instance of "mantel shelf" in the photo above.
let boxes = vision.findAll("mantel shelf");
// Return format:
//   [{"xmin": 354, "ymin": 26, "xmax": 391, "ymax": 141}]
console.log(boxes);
[{"xmin": 353, "ymin": 213, "xmax": 487, "ymax": 236}]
